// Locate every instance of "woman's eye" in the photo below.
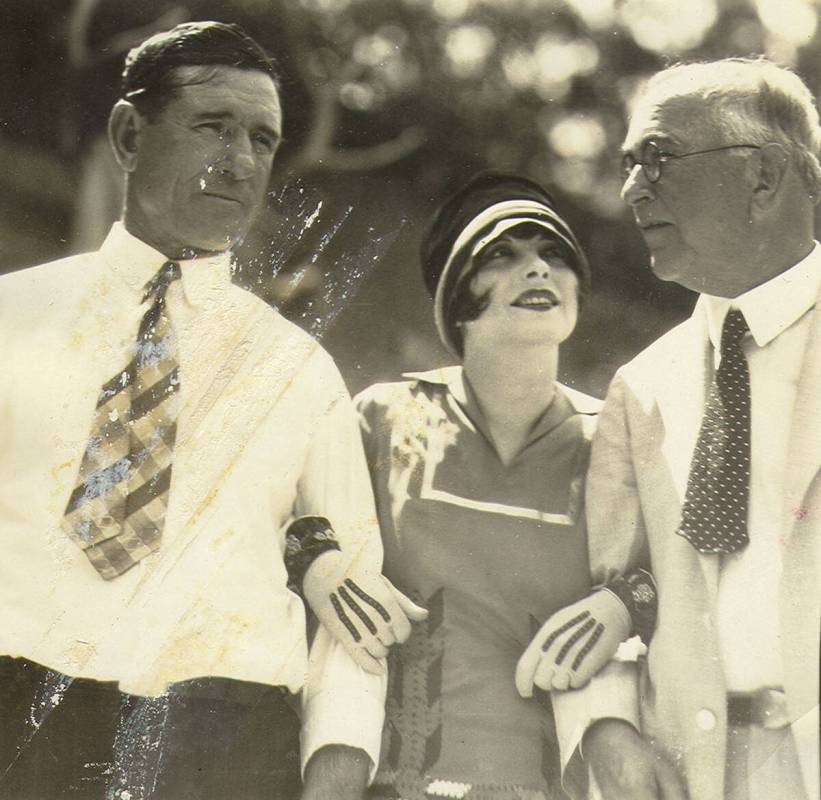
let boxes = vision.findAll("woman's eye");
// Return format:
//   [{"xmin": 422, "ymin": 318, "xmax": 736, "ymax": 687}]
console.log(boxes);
[
  {"xmin": 483, "ymin": 244, "xmax": 510, "ymax": 261},
  {"xmin": 540, "ymin": 244, "xmax": 570, "ymax": 263}
]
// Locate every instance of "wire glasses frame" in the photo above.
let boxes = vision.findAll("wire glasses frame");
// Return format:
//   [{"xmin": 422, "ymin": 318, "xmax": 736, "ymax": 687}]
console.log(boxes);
[{"xmin": 621, "ymin": 140, "xmax": 762, "ymax": 184}]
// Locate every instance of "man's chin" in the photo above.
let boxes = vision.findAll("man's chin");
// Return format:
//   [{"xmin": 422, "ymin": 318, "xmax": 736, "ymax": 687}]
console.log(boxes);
[
  {"xmin": 648, "ymin": 253, "xmax": 681, "ymax": 283},
  {"xmin": 187, "ymin": 206, "xmax": 256, "ymax": 251},
  {"xmin": 186, "ymin": 224, "xmax": 250, "ymax": 255},
  {"xmin": 648, "ymin": 255, "xmax": 708, "ymax": 294}
]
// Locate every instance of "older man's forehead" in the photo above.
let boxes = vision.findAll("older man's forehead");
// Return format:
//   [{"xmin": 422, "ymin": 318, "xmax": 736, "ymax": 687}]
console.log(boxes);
[{"xmin": 622, "ymin": 94, "xmax": 712, "ymax": 152}]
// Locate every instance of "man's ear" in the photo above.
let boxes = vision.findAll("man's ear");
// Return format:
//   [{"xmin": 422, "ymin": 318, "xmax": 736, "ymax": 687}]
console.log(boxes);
[
  {"xmin": 751, "ymin": 142, "xmax": 789, "ymax": 210},
  {"xmin": 108, "ymin": 100, "xmax": 145, "ymax": 172}
]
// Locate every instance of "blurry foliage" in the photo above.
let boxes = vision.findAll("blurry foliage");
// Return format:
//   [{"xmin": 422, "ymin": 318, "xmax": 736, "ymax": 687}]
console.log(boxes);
[{"xmin": 2, "ymin": 0, "xmax": 821, "ymax": 394}]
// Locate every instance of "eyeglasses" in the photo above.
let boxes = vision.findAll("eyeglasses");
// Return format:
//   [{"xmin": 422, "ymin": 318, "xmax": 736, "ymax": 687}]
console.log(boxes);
[{"xmin": 621, "ymin": 140, "xmax": 762, "ymax": 184}]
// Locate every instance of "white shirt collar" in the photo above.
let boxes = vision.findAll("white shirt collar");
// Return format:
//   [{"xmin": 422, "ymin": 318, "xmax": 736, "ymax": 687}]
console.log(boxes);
[
  {"xmin": 99, "ymin": 221, "xmax": 233, "ymax": 307},
  {"xmin": 700, "ymin": 242, "xmax": 821, "ymax": 349}
]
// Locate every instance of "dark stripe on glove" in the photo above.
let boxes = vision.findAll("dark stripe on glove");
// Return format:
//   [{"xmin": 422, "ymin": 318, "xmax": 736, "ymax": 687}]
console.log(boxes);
[
  {"xmin": 339, "ymin": 585, "xmax": 378, "ymax": 636},
  {"xmin": 345, "ymin": 578, "xmax": 391, "ymax": 622},
  {"xmin": 331, "ymin": 593, "xmax": 361, "ymax": 642},
  {"xmin": 571, "ymin": 622, "xmax": 605, "ymax": 672},
  {"xmin": 555, "ymin": 617, "xmax": 596, "ymax": 665},
  {"xmin": 541, "ymin": 611, "xmax": 590, "ymax": 653}
]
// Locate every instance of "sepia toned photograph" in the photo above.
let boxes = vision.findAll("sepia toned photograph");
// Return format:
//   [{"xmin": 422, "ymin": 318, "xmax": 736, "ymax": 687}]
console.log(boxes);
[{"xmin": 1, "ymin": 1, "xmax": 819, "ymax": 798}]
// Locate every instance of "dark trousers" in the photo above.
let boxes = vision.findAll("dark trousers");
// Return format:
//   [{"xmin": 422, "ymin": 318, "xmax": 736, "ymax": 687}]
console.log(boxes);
[{"xmin": 0, "ymin": 656, "xmax": 301, "ymax": 800}]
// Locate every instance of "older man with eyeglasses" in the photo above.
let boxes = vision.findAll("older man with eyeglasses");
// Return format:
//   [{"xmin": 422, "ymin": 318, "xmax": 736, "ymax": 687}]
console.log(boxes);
[{"xmin": 540, "ymin": 58, "xmax": 821, "ymax": 800}]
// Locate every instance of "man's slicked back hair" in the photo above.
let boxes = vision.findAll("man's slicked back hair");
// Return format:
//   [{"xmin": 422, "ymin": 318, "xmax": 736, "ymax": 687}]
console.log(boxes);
[
  {"xmin": 639, "ymin": 57, "xmax": 821, "ymax": 200},
  {"xmin": 122, "ymin": 21, "xmax": 279, "ymax": 119}
]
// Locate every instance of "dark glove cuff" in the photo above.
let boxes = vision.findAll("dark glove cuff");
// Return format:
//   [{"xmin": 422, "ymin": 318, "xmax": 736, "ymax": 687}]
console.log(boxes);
[
  {"xmin": 606, "ymin": 568, "xmax": 657, "ymax": 644},
  {"xmin": 284, "ymin": 516, "xmax": 341, "ymax": 596}
]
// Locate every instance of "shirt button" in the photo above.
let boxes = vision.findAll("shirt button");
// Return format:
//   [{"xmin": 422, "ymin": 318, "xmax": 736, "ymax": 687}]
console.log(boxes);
[
  {"xmin": 696, "ymin": 708, "xmax": 716, "ymax": 731},
  {"xmin": 100, "ymin": 515, "xmax": 115, "ymax": 527}
]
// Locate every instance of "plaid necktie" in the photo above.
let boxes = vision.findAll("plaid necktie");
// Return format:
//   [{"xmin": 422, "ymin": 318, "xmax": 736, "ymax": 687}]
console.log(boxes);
[
  {"xmin": 677, "ymin": 308, "xmax": 751, "ymax": 554},
  {"xmin": 63, "ymin": 260, "xmax": 181, "ymax": 579}
]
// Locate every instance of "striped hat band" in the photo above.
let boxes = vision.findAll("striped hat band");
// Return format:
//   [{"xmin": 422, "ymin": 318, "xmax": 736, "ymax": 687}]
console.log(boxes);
[{"xmin": 433, "ymin": 199, "xmax": 587, "ymax": 355}]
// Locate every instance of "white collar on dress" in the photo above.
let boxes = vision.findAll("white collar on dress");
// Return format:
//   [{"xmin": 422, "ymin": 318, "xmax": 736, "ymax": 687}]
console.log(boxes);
[{"xmin": 402, "ymin": 365, "xmax": 601, "ymax": 415}]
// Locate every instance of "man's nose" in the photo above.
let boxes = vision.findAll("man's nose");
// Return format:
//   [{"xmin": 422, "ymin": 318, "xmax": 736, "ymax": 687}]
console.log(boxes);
[
  {"xmin": 621, "ymin": 163, "xmax": 654, "ymax": 206},
  {"xmin": 219, "ymin": 135, "xmax": 257, "ymax": 180}
]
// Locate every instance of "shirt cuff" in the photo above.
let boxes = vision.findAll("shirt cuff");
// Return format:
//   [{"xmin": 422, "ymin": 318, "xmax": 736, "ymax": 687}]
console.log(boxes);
[
  {"xmin": 300, "ymin": 626, "xmax": 387, "ymax": 782},
  {"xmin": 550, "ymin": 656, "xmax": 641, "ymax": 798}
]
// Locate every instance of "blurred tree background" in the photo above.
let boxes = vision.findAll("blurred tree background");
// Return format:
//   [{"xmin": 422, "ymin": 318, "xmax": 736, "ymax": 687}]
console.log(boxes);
[{"xmin": 2, "ymin": 0, "xmax": 820, "ymax": 396}]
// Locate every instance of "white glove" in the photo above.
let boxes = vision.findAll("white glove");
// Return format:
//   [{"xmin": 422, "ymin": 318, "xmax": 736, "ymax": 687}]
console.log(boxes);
[
  {"xmin": 515, "ymin": 589, "xmax": 630, "ymax": 695},
  {"xmin": 303, "ymin": 550, "xmax": 428, "ymax": 674}
]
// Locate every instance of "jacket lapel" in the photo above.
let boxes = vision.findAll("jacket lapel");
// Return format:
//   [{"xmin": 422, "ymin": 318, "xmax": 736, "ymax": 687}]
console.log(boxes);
[
  {"xmin": 657, "ymin": 311, "xmax": 711, "ymax": 502},
  {"xmin": 655, "ymin": 307, "xmax": 721, "ymax": 595}
]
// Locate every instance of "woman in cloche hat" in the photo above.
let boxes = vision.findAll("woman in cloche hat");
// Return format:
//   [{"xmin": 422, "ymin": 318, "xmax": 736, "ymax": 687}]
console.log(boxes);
[{"xmin": 355, "ymin": 172, "xmax": 616, "ymax": 799}]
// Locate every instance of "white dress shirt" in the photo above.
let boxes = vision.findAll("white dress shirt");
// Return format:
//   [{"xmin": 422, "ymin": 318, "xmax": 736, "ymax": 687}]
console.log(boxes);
[
  {"xmin": 0, "ymin": 222, "xmax": 386, "ymax": 769},
  {"xmin": 701, "ymin": 243, "xmax": 821, "ymax": 691}
]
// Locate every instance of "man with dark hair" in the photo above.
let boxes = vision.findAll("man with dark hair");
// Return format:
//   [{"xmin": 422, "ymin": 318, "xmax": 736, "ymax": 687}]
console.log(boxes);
[
  {"xmin": 121, "ymin": 20, "xmax": 280, "ymax": 120},
  {"xmin": 0, "ymin": 20, "xmax": 421, "ymax": 800}
]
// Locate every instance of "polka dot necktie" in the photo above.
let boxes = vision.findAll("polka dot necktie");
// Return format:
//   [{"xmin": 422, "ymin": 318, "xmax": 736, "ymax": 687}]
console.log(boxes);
[
  {"xmin": 62, "ymin": 261, "xmax": 181, "ymax": 579},
  {"xmin": 677, "ymin": 308, "xmax": 751, "ymax": 554}
]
